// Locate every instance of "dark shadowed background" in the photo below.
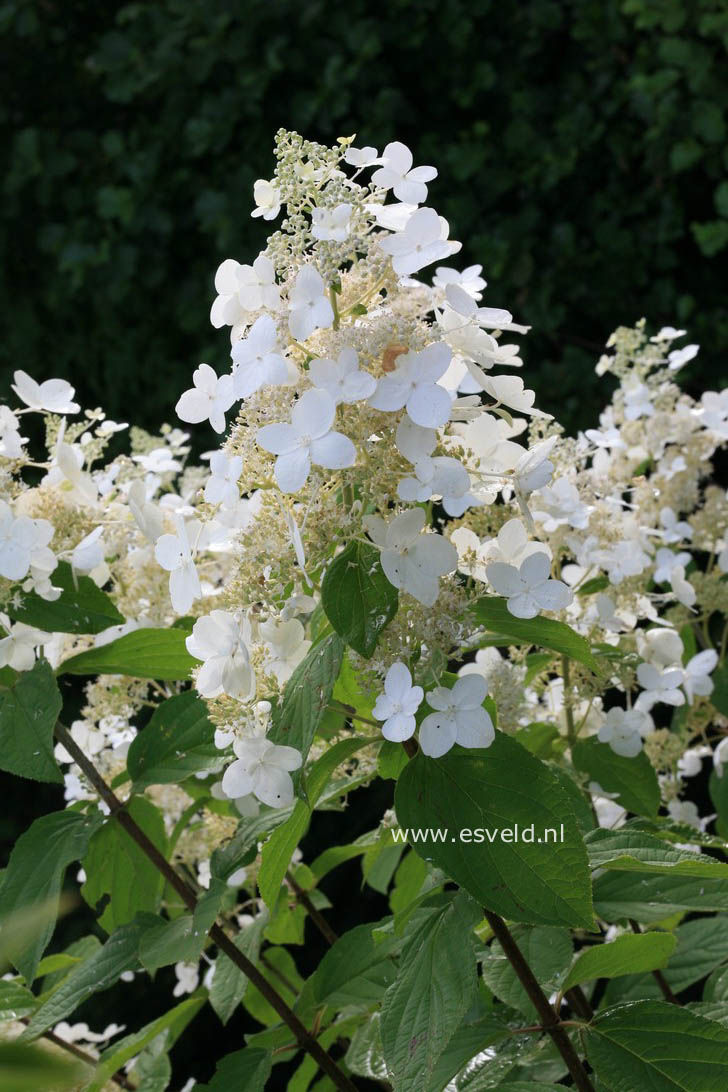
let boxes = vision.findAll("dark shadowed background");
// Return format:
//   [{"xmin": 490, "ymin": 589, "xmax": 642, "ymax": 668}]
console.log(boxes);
[{"xmin": 1, "ymin": 0, "xmax": 727, "ymax": 1086}]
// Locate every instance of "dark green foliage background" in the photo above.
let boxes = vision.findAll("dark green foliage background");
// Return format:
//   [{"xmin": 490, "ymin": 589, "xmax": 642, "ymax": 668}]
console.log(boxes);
[{"xmin": 2, "ymin": 0, "xmax": 727, "ymax": 436}]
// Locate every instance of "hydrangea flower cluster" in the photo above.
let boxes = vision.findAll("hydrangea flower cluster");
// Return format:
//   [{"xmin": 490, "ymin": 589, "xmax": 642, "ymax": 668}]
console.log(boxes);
[{"xmin": 3, "ymin": 132, "xmax": 728, "ymax": 1055}]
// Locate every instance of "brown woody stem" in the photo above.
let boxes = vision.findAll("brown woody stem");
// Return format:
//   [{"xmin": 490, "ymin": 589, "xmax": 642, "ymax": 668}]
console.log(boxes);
[
  {"xmin": 53, "ymin": 722, "xmax": 360, "ymax": 1092},
  {"xmin": 483, "ymin": 911, "xmax": 595, "ymax": 1092},
  {"xmin": 286, "ymin": 870, "xmax": 339, "ymax": 946}
]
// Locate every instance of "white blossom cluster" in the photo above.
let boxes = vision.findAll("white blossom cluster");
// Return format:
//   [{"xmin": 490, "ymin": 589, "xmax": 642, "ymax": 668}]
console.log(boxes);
[{"xmin": 2, "ymin": 134, "xmax": 728, "ymax": 1015}]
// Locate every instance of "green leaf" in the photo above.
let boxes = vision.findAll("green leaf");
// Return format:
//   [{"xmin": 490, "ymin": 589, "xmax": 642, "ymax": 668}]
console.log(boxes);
[
  {"xmin": 563, "ymin": 932, "xmax": 677, "ymax": 991},
  {"xmin": 345, "ymin": 1013, "xmax": 390, "ymax": 1081},
  {"xmin": 427, "ymin": 1001, "xmax": 512, "ymax": 1092},
  {"xmin": 711, "ymin": 663, "xmax": 728, "ymax": 717},
  {"xmin": 586, "ymin": 828, "xmax": 728, "ymax": 877},
  {"xmin": 242, "ymin": 946, "xmax": 302, "ymax": 1026},
  {"xmin": 572, "ymin": 738, "xmax": 660, "ymax": 818},
  {"xmin": 81, "ymin": 797, "xmax": 168, "ymax": 931},
  {"xmin": 0, "ymin": 1042, "xmax": 85, "ymax": 1092},
  {"xmin": 6, "ymin": 561, "xmax": 124, "ymax": 634},
  {"xmin": 58, "ymin": 627, "xmax": 196, "ymax": 680},
  {"xmin": 481, "ymin": 925, "xmax": 572, "ymax": 1018},
  {"xmin": 196, "ymin": 1046, "xmax": 272, "ymax": 1091},
  {"xmin": 312, "ymin": 921, "xmax": 401, "ymax": 1008},
  {"xmin": 0, "ymin": 660, "xmax": 62, "ymax": 783},
  {"xmin": 210, "ymin": 808, "xmax": 294, "ymax": 883},
  {"xmin": 0, "ymin": 981, "xmax": 36, "ymax": 1021},
  {"xmin": 209, "ymin": 910, "xmax": 268, "ymax": 1025},
  {"xmin": 576, "ymin": 575, "xmax": 610, "ymax": 597},
  {"xmin": 268, "ymin": 632, "xmax": 344, "ymax": 761},
  {"xmin": 514, "ymin": 721, "xmax": 560, "ymax": 759},
  {"xmin": 258, "ymin": 799, "xmax": 310, "ymax": 910},
  {"xmin": 126, "ymin": 690, "xmax": 220, "ymax": 789},
  {"xmin": 306, "ymin": 736, "xmax": 369, "ymax": 805},
  {"xmin": 380, "ymin": 895, "xmax": 480, "ymax": 1091},
  {"xmin": 321, "ymin": 540, "xmax": 398, "ymax": 657},
  {"xmin": 21, "ymin": 917, "xmax": 150, "ymax": 1040},
  {"xmin": 594, "ymin": 871, "xmax": 728, "ymax": 922},
  {"xmin": 688, "ymin": 1002, "xmax": 728, "ymax": 1027},
  {"xmin": 471, "ymin": 597, "xmax": 598, "ymax": 670},
  {"xmin": 603, "ymin": 917, "xmax": 728, "ymax": 1005},
  {"xmin": 491, "ymin": 1086, "xmax": 569, "ymax": 1092},
  {"xmin": 0, "ymin": 809, "xmax": 102, "ymax": 982},
  {"xmin": 395, "ymin": 736, "xmax": 594, "ymax": 928},
  {"xmin": 85, "ymin": 994, "xmax": 205, "ymax": 1092},
  {"xmin": 586, "ymin": 1000, "xmax": 728, "ymax": 1090}
]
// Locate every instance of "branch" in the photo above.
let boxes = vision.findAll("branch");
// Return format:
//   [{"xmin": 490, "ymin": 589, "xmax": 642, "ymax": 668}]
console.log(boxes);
[
  {"xmin": 483, "ymin": 911, "xmax": 595, "ymax": 1092},
  {"xmin": 286, "ymin": 870, "xmax": 339, "ymax": 946},
  {"xmin": 53, "ymin": 722, "xmax": 360, "ymax": 1092}
]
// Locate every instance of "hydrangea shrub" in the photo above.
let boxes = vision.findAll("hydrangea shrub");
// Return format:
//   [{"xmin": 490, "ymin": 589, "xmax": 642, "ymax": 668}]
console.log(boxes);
[{"xmin": 2, "ymin": 131, "xmax": 728, "ymax": 1090}]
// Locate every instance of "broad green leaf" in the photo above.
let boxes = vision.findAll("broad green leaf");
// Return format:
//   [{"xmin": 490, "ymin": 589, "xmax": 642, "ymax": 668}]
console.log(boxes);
[
  {"xmin": 268, "ymin": 632, "xmax": 344, "ymax": 761},
  {"xmin": 321, "ymin": 540, "xmax": 398, "ymax": 657},
  {"xmin": 514, "ymin": 721, "xmax": 560, "ymax": 759},
  {"xmin": 0, "ymin": 980, "xmax": 36, "ymax": 1020},
  {"xmin": 470, "ymin": 597, "xmax": 598, "ymax": 670},
  {"xmin": 138, "ymin": 915, "xmax": 204, "ymax": 973},
  {"xmin": 688, "ymin": 1002, "xmax": 728, "ymax": 1027},
  {"xmin": 710, "ymin": 662, "xmax": 728, "ymax": 717},
  {"xmin": 306, "ymin": 736, "xmax": 369, "ymax": 805},
  {"xmin": 586, "ymin": 1000, "xmax": 728, "ymax": 1090},
  {"xmin": 0, "ymin": 809, "xmax": 102, "ymax": 982},
  {"xmin": 427, "ymin": 1000, "xmax": 512, "ymax": 1092},
  {"xmin": 33, "ymin": 953, "xmax": 85, "ymax": 979},
  {"xmin": 705, "ymin": 964, "xmax": 728, "ymax": 1002},
  {"xmin": 127, "ymin": 690, "xmax": 220, "ymax": 789},
  {"xmin": 258, "ymin": 799, "xmax": 311, "ymax": 910},
  {"xmin": 86, "ymin": 993, "xmax": 205, "ymax": 1092},
  {"xmin": 395, "ymin": 736, "xmax": 594, "ymax": 928},
  {"xmin": 380, "ymin": 894, "xmax": 480, "ymax": 1091},
  {"xmin": 549, "ymin": 765, "xmax": 595, "ymax": 834},
  {"xmin": 563, "ymin": 932, "xmax": 676, "ymax": 991},
  {"xmin": 209, "ymin": 909, "xmax": 268, "ymax": 1025},
  {"xmin": 0, "ymin": 659, "xmax": 62, "ymax": 783},
  {"xmin": 58, "ymin": 626, "xmax": 196, "ymax": 680},
  {"xmin": 345, "ymin": 1013, "xmax": 389, "ymax": 1081},
  {"xmin": 594, "ymin": 870, "xmax": 728, "ymax": 922},
  {"xmin": 6, "ymin": 561, "xmax": 124, "ymax": 633},
  {"xmin": 21, "ymin": 917, "xmax": 150, "ymax": 1039},
  {"xmin": 377, "ymin": 740, "xmax": 409, "ymax": 780},
  {"xmin": 491, "ymin": 1086, "xmax": 568, "ymax": 1092},
  {"xmin": 586, "ymin": 827, "xmax": 728, "ymax": 877},
  {"xmin": 389, "ymin": 850, "xmax": 427, "ymax": 915},
  {"xmin": 210, "ymin": 808, "xmax": 294, "ymax": 883},
  {"xmin": 129, "ymin": 1046, "xmax": 172, "ymax": 1092},
  {"xmin": 0, "ymin": 1042, "xmax": 85, "ymax": 1092},
  {"xmin": 481, "ymin": 925, "xmax": 572, "ymax": 1018},
  {"xmin": 312, "ymin": 921, "xmax": 401, "ymax": 1008},
  {"xmin": 81, "ymin": 797, "xmax": 168, "ymax": 931},
  {"xmin": 572, "ymin": 738, "xmax": 660, "ymax": 818},
  {"xmin": 196, "ymin": 1046, "xmax": 272, "ymax": 1091},
  {"xmin": 37, "ymin": 935, "xmax": 101, "ymax": 996},
  {"xmin": 242, "ymin": 946, "xmax": 302, "ymax": 1027},
  {"xmin": 603, "ymin": 917, "xmax": 728, "ymax": 1005}
]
